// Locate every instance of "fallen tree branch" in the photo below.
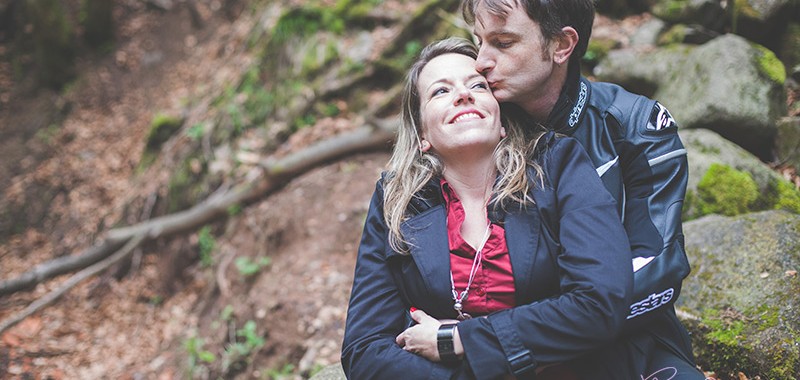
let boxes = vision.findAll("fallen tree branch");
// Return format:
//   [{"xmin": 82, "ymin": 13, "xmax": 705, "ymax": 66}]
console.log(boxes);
[
  {"xmin": 0, "ymin": 116, "xmax": 399, "ymax": 297},
  {"xmin": 0, "ymin": 233, "xmax": 147, "ymax": 335},
  {"xmin": 0, "ymin": 239, "xmax": 127, "ymax": 295}
]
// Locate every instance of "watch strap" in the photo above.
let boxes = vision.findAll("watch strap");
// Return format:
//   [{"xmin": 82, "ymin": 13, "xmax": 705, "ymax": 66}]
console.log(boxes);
[{"xmin": 437, "ymin": 323, "xmax": 459, "ymax": 363}]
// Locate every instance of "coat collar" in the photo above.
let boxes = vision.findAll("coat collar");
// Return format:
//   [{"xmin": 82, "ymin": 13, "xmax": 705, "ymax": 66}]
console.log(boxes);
[{"xmin": 545, "ymin": 63, "xmax": 590, "ymax": 134}]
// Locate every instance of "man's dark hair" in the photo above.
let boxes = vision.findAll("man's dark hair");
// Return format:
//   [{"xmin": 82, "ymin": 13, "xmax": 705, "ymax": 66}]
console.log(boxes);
[{"xmin": 462, "ymin": 0, "xmax": 595, "ymax": 66}]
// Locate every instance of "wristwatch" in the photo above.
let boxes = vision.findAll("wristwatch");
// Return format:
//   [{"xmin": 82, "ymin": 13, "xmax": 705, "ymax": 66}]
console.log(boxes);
[{"xmin": 437, "ymin": 323, "xmax": 460, "ymax": 362}]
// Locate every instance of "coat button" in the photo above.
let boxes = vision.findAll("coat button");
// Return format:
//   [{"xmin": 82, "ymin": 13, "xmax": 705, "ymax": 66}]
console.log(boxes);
[{"xmin": 475, "ymin": 287, "xmax": 486, "ymax": 296}]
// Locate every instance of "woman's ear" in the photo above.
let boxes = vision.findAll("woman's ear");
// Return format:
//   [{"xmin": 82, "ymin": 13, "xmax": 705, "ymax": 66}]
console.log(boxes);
[
  {"xmin": 420, "ymin": 139, "xmax": 431, "ymax": 152},
  {"xmin": 553, "ymin": 26, "xmax": 578, "ymax": 65},
  {"xmin": 500, "ymin": 127, "xmax": 507, "ymax": 138}
]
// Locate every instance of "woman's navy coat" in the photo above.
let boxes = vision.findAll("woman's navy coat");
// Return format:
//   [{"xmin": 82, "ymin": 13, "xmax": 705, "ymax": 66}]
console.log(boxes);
[{"xmin": 341, "ymin": 136, "xmax": 633, "ymax": 379}]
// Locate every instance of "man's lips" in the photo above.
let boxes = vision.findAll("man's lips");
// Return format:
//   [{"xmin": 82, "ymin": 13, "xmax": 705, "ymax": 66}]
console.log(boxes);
[{"xmin": 449, "ymin": 110, "xmax": 485, "ymax": 124}]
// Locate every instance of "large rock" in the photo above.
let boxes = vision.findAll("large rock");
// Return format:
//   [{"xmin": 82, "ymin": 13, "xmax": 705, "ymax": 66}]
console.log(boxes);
[
  {"xmin": 733, "ymin": 0, "xmax": 799, "ymax": 44},
  {"xmin": 679, "ymin": 211, "xmax": 800, "ymax": 379},
  {"xmin": 651, "ymin": 0, "xmax": 727, "ymax": 31},
  {"xmin": 776, "ymin": 117, "xmax": 800, "ymax": 170},
  {"xmin": 308, "ymin": 363, "xmax": 345, "ymax": 380},
  {"xmin": 681, "ymin": 128, "xmax": 800, "ymax": 219},
  {"xmin": 596, "ymin": 34, "xmax": 786, "ymax": 159}
]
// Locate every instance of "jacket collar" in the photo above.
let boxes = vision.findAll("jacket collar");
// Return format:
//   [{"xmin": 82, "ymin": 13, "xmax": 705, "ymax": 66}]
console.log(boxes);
[{"xmin": 545, "ymin": 63, "xmax": 590, "ymax": 135}]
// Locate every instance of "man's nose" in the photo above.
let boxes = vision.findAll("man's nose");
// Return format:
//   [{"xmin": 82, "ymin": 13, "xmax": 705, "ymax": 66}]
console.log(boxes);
[{"xmin": 475, "ymin": 47, "xmax": 494, "ymax": 74}]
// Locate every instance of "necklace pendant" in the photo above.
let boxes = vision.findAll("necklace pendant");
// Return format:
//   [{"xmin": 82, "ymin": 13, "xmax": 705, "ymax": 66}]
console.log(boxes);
[{"xmin": 454, "ymin": 301, "xmax": 462, "ymax": 311}]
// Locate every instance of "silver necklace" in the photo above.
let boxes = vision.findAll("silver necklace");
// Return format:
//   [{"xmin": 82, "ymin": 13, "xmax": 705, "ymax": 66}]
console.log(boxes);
[{"xmin": 449, "ymin": 224, "xmax": 492, "ymax": 321}]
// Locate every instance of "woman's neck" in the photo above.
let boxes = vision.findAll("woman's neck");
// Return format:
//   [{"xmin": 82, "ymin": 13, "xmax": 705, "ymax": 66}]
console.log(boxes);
[{"xmin": 442, "ymin": 156, "xmax": 496, "ymax": 248}]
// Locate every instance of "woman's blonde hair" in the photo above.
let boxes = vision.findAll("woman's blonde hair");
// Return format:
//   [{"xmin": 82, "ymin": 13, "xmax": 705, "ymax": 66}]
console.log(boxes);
[{"xmin": 384, "ymin": 37, "xmax": 545, "ymax": 253}]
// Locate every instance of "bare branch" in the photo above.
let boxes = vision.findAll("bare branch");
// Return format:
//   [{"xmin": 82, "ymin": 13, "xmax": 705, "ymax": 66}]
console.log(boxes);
[{"xmin": 0, "ymin": 233, "xmax": 147, "ymax": 334}]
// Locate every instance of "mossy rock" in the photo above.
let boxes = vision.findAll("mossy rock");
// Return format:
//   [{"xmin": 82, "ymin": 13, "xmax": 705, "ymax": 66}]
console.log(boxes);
[
  {"xmin": 753, "ymin": 43, "xmax": 786, "ymax": 85},
  {"xmin": 691, "ymin": 163, "xmax": 759, "ymax": 217},
  {"xmin": 680, "ymin": 211, "xmax": 800, "ymax": 379},
  {"xmin": 651, "ymin": 0, "xmax": 726, "ymax": 30},
  {"xmin": 778, "ymin": 23, "xmax": 800, "ymax": 74},
  {"xmin": 139, "ymin": 112, "xmax": 184, "ymax": 169},
  {"xmin": 582, "ymin": 37, "xmax": 619, "ymax": 72},
  {"xmin": 776, "ymin": 117, "xmax": 800, "ymax": 170},
  {"xmin": 681, "ymin": 129, "xmax": 800, "ymax": 220}
]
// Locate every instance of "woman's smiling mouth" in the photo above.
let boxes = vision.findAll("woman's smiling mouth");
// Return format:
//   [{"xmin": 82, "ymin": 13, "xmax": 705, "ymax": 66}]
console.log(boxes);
[{"xmin": 449, "ymin": 110, "xmax": 484, "ymax": 124}]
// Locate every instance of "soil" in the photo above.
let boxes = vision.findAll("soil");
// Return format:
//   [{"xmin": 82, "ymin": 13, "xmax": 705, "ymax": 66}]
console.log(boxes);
[{"xmin": 0, "ymin": 2, "xmax": 382, "ymax": 378}]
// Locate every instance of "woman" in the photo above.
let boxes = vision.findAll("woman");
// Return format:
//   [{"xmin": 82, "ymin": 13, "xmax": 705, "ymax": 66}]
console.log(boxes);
[{"xmin": 341, "ymin": 38, "xmax": 695, "ymax": 379}]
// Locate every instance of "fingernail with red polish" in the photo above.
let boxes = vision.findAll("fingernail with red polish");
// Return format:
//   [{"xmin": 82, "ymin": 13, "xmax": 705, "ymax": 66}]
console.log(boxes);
[{"xmin": 410, "ymin": 307, "xmax": 417, "ymax": 313}]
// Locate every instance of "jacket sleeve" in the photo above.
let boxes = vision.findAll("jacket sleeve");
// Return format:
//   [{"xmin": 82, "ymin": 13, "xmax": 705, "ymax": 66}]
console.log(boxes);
[
  {"xmin": 611, "ymin": 100, "xmax": 688, "ymax": 263},
  {"xmin": 610, "ymin": 100, "xmax": 691, "ymax": 321},
  {"xmin": 456, "ymin": 137, "xmax": 634, "ymax": 379},
  {"xmin": 341, "ymin": 179, "xmax": 466, "ymax": 380}
]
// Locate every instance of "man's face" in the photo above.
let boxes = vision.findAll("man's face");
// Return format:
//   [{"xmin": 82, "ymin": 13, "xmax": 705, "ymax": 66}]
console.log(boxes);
[{"xmin": 472, "ymin": 1, "xmax": 558, "ymax": 109}]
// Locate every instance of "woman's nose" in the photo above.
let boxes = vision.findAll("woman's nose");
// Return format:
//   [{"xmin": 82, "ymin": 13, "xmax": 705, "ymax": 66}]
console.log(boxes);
[{"xmin": 453, "ymin": 86, "xmax": 474, "ymax": 105}]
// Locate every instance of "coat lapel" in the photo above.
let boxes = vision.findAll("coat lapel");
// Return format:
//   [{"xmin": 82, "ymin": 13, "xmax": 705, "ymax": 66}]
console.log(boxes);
[
  {"xmin": 401, "ymin": 206, "xmax": 455, "ymax": 317},
  {"xmin": 505, "ymin": 205, "xmax": 540, "ymax": 305}
]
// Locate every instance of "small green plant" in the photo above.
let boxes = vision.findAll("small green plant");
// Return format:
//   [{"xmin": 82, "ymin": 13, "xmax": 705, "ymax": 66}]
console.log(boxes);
[
  {"xmin": 198, "ymin": 226, "xmax": 216, "ymax": 267},
  {"xmin": 222, "ymin": 320, "xmax": 266, "ymax": 372},
  {"xmin": 237, "ymin": 320, "xmax": 265, "ymax": 349},
  {"xmin": 266, "ymin": 363, "xmax": 296, "ymax": 379},
  {"xmin": 227, "ymin": 204, "xmax": 242, "ymax": 216},
  {"xmin": 186, "ymin": 123, "xmax": 206, "ymax": 141},
  {"xmin": 235, "ymin": 256, "xmax": 271, "ymax": 277},
  {"xmin": 184, "ymin": 334, "xmax": 216, "ymax": 376}
]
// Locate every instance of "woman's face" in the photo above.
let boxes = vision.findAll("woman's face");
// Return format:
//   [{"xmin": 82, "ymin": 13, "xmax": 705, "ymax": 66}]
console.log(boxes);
[{"xmin": 417, "ymin": 53, "xmax": 504, "ymax": 159}]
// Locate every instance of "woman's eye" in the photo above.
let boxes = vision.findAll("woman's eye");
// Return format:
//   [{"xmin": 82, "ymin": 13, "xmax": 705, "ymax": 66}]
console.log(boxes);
[
  {"xmin": 472, "ymin": 82, "xmax": 488, "ymax": 90},
  {"xmin": 432, "ymin": 87, "xmax": 448, "ymax": 96}
]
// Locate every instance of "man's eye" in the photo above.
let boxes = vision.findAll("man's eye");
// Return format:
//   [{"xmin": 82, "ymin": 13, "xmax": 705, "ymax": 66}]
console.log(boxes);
[{"xmin": 495, "ymin": 40, "xmax": 513, "ymax": 48}]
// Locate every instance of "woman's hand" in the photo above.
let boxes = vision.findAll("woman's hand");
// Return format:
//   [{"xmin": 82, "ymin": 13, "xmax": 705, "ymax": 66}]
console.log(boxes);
[{"xmin": 395, "ymin": 309, "xmax": 460, "ymax": 361}]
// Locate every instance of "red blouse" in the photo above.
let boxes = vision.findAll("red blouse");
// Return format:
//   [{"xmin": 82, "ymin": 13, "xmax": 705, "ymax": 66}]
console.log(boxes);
[{"xmin": 441, "ymin": 179, "xmax": 516, "ymax": 316}]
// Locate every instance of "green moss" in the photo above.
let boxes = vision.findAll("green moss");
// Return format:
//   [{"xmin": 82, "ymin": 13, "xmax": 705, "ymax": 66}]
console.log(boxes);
[
  {"xmin": 300, "ymin": 40, "xmax": 339, "ymax": 77},
  {"xmin": 657, "ymin": 24, "xmax": 688, "ymax": 46},
  {"xmin": 703, "ymin": 311, "xmax": 746, "ymax": 346},
  {"xmin": 696, "ymin": 163, "xmax": 759, "ymax": 217},
  {"xmin": 654, "ymin": 0, "xmax": 689, "ymax": 21},
  {"xmin": 753, "ymin": 44, "xmax": 786, "ymax": 85},
  {"xmin": 270, "ymin": 0, "xmax": 378, "ymax": 44},
  {"xmin": 582, "ymin": 38, "xmax": 618, "ymax": 66},
  {"xmin": 140, "ymin": 113, "xmax": 184, "ymax": 169},
  {"xmin": 773, "ymin": 180, "xmax": 800, "ymax": 213}
]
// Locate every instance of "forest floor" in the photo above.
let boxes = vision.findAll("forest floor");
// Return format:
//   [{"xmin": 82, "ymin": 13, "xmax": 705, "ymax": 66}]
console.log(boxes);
[
  {"xmin": 0, "ymin": 2, "xmax": 368, "ymax": 378},
  {"xmin": 2, "ymin": 1, "xmax": 794, "ymax": 379}
]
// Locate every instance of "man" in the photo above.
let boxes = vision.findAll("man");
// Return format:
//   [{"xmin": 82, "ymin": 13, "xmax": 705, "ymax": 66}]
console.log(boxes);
[{"xmin": 462, "ymin": 0, "xmax": 703, "ymax": 378}]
